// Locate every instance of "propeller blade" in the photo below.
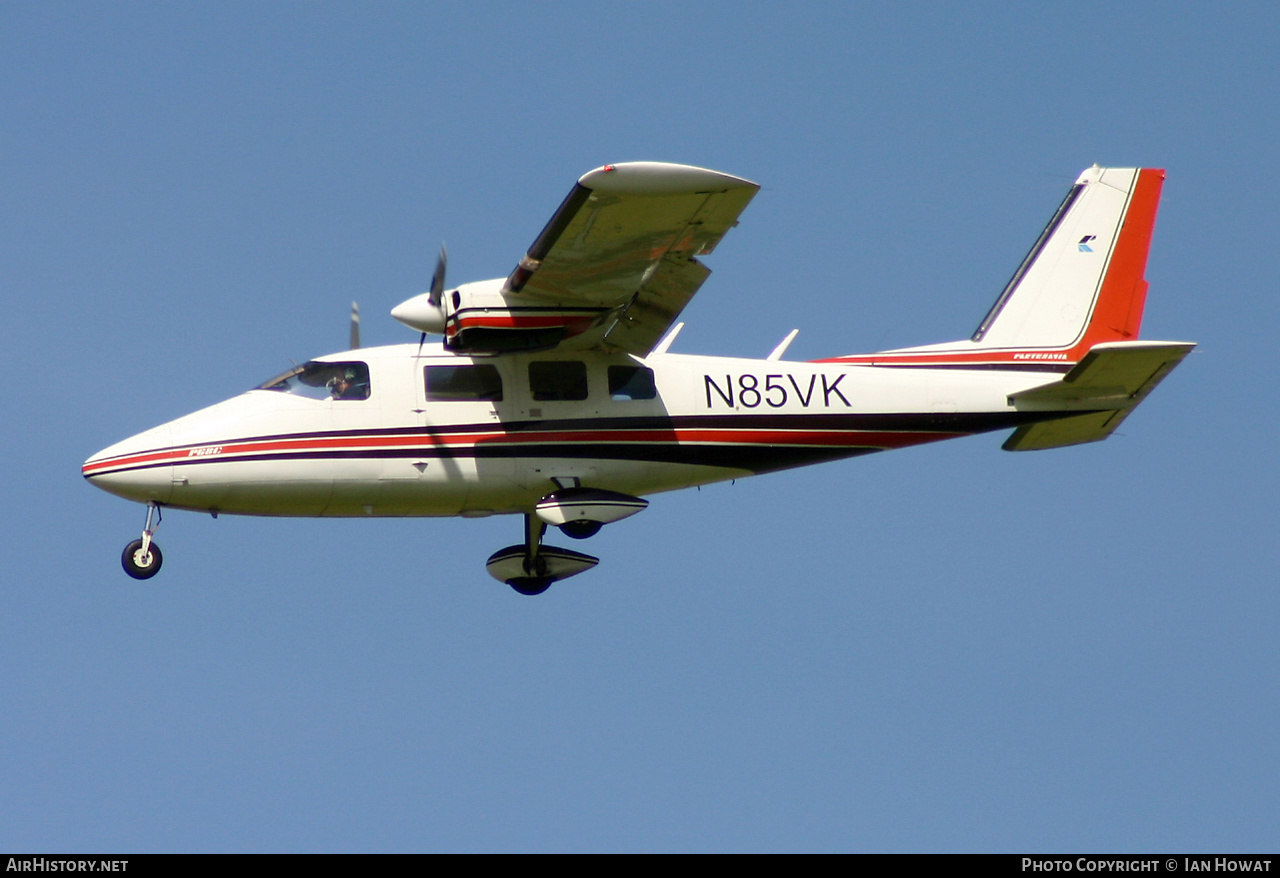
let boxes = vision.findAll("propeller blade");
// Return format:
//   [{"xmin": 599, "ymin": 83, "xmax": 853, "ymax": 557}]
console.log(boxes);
[
  {"xmin": 428, "ymin": 244, "xmax": 448, "ymax": 307},
  {"xmin": 350, "ymin": 301, "xmax": 360, "ymax": 350}
]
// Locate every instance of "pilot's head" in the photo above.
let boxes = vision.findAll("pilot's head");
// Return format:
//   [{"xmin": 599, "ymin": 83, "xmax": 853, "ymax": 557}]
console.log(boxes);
[{"xmin": 327, "ymin": 374, "xmax": 351, "ymax": 397}]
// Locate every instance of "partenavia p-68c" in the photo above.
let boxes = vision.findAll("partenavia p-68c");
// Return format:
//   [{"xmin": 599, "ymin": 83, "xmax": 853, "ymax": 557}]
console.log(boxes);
[{"xmin": 84, "ymin": 162, "xmax": 1194, "ymax": 595}]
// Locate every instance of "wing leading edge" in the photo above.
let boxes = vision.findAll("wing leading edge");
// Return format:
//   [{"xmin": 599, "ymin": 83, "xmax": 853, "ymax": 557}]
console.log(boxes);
[{"xmin": 506, "ymin": 162, "xmax": 759, "ymax": 356}]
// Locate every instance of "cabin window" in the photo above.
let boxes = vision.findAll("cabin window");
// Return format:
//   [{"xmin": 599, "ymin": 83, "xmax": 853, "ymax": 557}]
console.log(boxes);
[
  {"xmin": 608, "ymin": 365, "xmax": 657, "ymax": 401},
  {"xmin": 529, "ymin": 361, "xmax": 587, "ymax": 401},
  {"xmin": 258, "ymin": 361, "xmax": 371, "ymax": 400},
  {"xmin": 424, "ymin": 364, "xmax": 504, "ymax": 402}
]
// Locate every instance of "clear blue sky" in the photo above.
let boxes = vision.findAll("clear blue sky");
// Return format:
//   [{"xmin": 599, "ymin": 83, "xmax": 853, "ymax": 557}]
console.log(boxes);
[{"xmin": 3, "ymin": 1, "xmax": 1277, "ymax": 852}]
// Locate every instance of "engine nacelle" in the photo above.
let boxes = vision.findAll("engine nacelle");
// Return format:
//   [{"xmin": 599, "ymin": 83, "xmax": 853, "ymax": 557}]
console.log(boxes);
[{"xmin": 392, "ymin": 278, "xmax": 610, "ymax": 353}]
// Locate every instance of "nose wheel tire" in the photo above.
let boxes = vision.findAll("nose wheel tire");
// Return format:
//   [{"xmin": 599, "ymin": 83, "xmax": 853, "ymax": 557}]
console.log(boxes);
[{"xmin": 122, "ymin": 539, "xmax": 163, "ymax": 580}]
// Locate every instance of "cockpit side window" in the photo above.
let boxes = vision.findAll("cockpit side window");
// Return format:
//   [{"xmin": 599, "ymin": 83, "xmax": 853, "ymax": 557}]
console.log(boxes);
[
  {"xmin": 424, "ymin": 364, "xmax": 504, "ymax": 401},
  {"xmin": 258, "ymin": 361, "xmax": 371, "ymax": 400}
]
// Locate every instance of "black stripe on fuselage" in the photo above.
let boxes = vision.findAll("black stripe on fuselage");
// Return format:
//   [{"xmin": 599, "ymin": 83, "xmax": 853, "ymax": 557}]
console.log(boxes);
[
  {"xmin": 143, "ymin": 443, "xmax": 882, "ymax": 475},
  {"xmin": 86, "ymin": 410, "xmax": 1094, "ymax": 479},
  {"xmin": 98, "ymin": 410, "xmax": 1060, "ymax": 452}
]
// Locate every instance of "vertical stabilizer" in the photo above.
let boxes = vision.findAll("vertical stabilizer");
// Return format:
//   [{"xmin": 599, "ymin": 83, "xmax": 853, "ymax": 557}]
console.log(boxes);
[
  {"xmin": 972, "ymin": 166, "xmax": 1162, "ymax": 352},
  {"xmin": 823, "ymin": 166, "xmax": 1165, "ymax": 367}
]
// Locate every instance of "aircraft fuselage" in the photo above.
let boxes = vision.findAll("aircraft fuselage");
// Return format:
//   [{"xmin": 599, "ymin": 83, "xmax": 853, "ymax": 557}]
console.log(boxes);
[{"xmin": 83, "ymin": 342, "xmax": 1057, "ymax": 519}]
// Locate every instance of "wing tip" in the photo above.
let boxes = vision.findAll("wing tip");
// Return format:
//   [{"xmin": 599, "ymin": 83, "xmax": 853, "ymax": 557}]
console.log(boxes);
[{"xmin": 580, "ymin": 161, "xmax": 758, "ymax": 194}]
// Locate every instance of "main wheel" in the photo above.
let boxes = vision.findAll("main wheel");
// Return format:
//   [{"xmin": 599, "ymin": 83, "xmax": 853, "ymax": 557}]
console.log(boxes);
[
  {"xmin": 122, "ymin": 539, "xmax": 163, "ymax": 580},
  {"xmin": 559, "ymin": 519, "xmax": 602, "ymax": 540},
  {"xmin": 508, "ymin": 576, "xmax": 553, "ymax": 596}
]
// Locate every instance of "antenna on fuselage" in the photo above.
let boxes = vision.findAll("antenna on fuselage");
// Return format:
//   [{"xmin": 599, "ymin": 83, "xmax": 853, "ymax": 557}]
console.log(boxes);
[
  {"xmin": 767, "ymin": 329, "xmax": 799, "ymax": 360},
  {"xmin": 652, "ymin": 322, "xmax": 685, "ymax": 355},
  {"xmin": 350, "ymin": 302, "xmax": 361, "ymax": 350}
]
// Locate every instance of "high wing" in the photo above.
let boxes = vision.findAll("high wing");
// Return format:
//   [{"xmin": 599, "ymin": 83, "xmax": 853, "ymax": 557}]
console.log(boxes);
[{"xmin": 505, "ymin": 162, "xmax": 759, "ymax": 355}]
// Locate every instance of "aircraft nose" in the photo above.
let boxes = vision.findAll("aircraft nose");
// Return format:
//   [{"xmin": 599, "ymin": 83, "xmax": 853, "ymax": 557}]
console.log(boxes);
[{"xmin": 82, "ymin": 423, "xmax": 175, "ymax": 504}]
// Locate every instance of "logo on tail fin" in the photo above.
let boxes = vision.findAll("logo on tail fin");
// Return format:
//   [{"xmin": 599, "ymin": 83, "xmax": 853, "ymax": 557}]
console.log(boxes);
[{"xmin": 1078, "ymin": 235, "xmax": 1096, "ymax": 253}]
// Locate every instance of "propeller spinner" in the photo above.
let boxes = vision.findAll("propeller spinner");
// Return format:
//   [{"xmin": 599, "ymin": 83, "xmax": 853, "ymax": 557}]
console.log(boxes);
[{"xmin": 391, "ymin": 245, "xmax": 449, "ymax": 335}]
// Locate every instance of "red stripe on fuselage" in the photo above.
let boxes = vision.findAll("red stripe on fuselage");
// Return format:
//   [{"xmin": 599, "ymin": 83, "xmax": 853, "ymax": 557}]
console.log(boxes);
[{"xmin": 83, "ymin": 425, "xmax": 967, "ymax": 477}]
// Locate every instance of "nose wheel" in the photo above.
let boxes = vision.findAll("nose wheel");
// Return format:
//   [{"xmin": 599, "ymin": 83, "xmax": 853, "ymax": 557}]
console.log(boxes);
[
  {"xmin": 122, "ymin": 538, "xmax": 163, "ymax": 579},
  {"xmin": 121, "ymin": 503, "xmax": 163, "ymax": 580}
]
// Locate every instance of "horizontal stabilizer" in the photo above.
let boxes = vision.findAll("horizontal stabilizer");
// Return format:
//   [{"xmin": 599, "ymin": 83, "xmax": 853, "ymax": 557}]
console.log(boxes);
[
  {"xmin": 1003, "ymin": 410, "xmax": 1132, "ymax": 451},
  {"xmin": 1004, "ymin": 340, "xmax": 1194, "ymax": 450}
]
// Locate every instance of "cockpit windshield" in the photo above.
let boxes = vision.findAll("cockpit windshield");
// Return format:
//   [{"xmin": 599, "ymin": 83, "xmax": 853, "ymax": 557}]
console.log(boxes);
[{"xmin": 257, "ymin": 361, "xmax": 371, "ymax": 400}]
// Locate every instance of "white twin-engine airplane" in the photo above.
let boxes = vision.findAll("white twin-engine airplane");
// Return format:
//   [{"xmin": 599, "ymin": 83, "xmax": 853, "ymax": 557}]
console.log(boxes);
[{"xmin": 84, "ymin": 162, "xmax": 1194, "ymax": 595}]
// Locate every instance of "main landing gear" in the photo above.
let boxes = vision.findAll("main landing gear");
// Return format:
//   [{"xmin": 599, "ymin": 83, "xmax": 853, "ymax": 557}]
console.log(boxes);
[
  {"xmin": 484, "ymin": 487, "xmax": 649, "ymax": 596},
  {"xmin": 485, "ymin": 514, "xmax": 599, "ymax": 596},
  {"xmin": 121, "ymin": 502, "xmax": 163, "ymax": 580}
]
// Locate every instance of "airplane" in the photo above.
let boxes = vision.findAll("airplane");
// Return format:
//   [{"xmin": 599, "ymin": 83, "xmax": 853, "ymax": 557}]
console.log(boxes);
[{"xmin": 83, "ymin": 161, "xmax": 1195, "ymax": 595}]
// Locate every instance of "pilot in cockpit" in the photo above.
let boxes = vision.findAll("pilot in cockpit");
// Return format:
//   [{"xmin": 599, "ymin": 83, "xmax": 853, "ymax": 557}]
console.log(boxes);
[{"xmin": 326, "ymin": 368, "xmax": 363, "ymax": 400}]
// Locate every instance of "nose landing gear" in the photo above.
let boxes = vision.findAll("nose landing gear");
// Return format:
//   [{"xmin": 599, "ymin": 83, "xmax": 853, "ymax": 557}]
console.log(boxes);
[{"xmin": 121, "ymin": 502, "xmax": 163, "ymax": 580}]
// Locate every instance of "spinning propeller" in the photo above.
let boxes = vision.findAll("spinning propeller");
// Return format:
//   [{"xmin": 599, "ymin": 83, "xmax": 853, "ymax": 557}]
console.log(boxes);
[
  {"xmin": 390, "ymin": 245, "xmax": 451, "ymax": 339},
  {"xmin": 428, "ymin": 244, "xmax": 447, "ymax": 309}
]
